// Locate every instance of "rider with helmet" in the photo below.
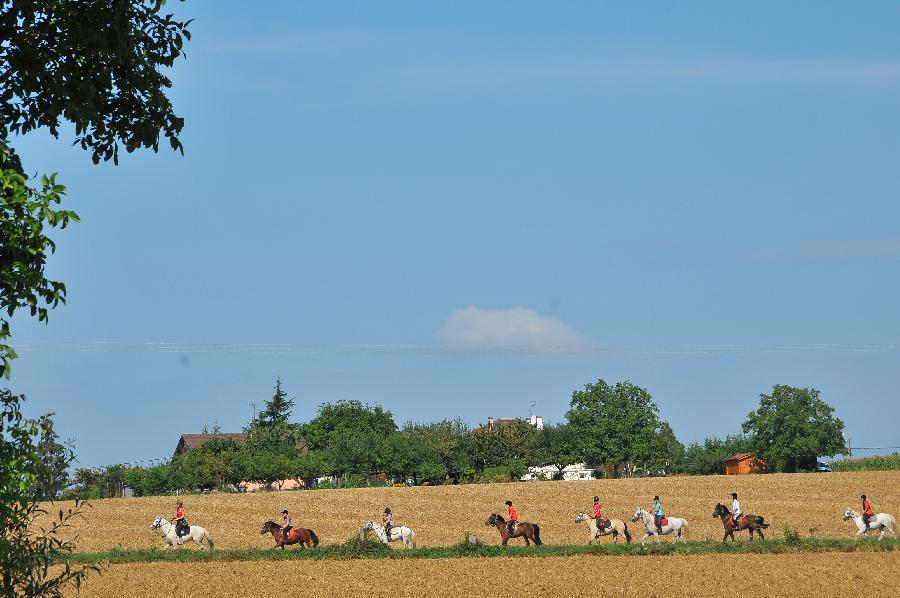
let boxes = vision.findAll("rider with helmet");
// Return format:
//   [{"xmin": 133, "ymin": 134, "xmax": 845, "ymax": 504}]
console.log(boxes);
[
  {"xmin": 731, "ymin": 492, "xmax": 742, "ymax": 527},
  {"xmin": 652, "ymin": 495, "xmax": 664, "ymax": 534},
  {"xmin": 173, "ymin": 499, "xmax": 188, "ymax": 544},
  {"xmin": 592, "ymin": 496, "xmax": 608, "ymax": 529},
  {"xmin": 862, "ymin": 495, "xmax": 874, "ymax": 531},
  {"xmin": 282, "ymin": 509, "xmax": 293, "ymax": 541},
  {"xmin": 383, "ymin": 508, "xmax": 394, "ymax": 540},
  {"xmin": 505, "ymin": 500, "xmax": 519, "ymax": 536}
]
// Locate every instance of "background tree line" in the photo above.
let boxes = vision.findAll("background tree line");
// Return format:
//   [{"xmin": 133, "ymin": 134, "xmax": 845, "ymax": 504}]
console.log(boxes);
[{"xmin": 65, "ymin": 379, "xmax": 849, "ymax": 499}]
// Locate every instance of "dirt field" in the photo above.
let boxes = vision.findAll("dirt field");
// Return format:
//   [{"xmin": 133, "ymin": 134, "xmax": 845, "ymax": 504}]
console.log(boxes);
[
  {"xmin": 68, "ymin": 552, "xmax": 900, "ymax": 597},
  {"xmin": 59, "ymin": 471, "xmax": 899, "ymax": 550}
]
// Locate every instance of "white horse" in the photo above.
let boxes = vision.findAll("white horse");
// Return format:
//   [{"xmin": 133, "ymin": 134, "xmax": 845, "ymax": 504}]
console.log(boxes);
[
  {"xmin": 842, "ymin": 508, "xmax": 896, "ymax": 541},
  {"xmin": 575, "ymin": 513, "xmax": 631, "ymax": 544},
  {"xmin": 631, "ymin": 507, "xmax": 688, "ymax": 544},
  {"xmin": 150, "ymin": 515, "xmax": 215, "ymax": 550},
  {"xmin": 363, "ymin": 520, "xmax": 417, "ymax": 548}
]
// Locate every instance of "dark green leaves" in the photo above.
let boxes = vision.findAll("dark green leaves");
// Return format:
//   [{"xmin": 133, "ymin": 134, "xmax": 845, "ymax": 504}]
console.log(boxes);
[{"xmin": 0, "ymin": 0, "xmax": 191, "ymax": 165}]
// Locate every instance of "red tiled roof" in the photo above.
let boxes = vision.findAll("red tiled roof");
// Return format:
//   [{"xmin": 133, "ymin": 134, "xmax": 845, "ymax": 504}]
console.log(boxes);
[{"xmin": 725, "ymin": 452, "xmax": 753, "ymax": 462}]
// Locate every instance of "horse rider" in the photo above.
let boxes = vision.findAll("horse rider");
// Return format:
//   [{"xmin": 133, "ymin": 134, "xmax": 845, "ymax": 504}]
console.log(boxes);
[
  {"xmin": 505, "ymin": 500, "xmax": 519, "ymax": 536},
  {"xmin": 173, "ymin": 499, "xmax": 188, "ymax": 545},
  {"xmin": 592, "ymin": 496, "xmax": 608, "ymax": 529},
  {"xmin": 383, "ymin": 507, "xmax": 394, "ymax": 540},
  {"xmin": 861, "ymin": 495, "xmax": 874, "ymax": 531},
  {"xmin": 282, "ymin": 509, "xmax": 293, "ymax": 542},
  {"xmin": 731, "ymin": 492, "xmax": 742, "ymax": 528},
  {"xmin": 652, "ymin": 495, "xmax": 664, "ymax": 534}
]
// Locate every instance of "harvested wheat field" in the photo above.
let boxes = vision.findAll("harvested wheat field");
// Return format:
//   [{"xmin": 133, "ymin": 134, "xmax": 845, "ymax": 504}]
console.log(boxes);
[
  {"xmin": 68, "ymin": 552, "xmax": 900, "ymax": 597},
  {"xmin": 59, "ymin": 471, "xmax": 898, "ymax": 551}
]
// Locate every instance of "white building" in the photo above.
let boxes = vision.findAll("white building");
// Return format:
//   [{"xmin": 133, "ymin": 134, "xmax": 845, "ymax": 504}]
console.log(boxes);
[{"xmin": 521, "ymin": 462, "xmax": 595, "ymax": 481}]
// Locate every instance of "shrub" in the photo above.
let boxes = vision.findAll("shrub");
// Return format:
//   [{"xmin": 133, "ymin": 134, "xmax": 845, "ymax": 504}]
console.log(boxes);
[{"xmin": 831, "ymin": 454, "xmax": 900, "ymax": 472}]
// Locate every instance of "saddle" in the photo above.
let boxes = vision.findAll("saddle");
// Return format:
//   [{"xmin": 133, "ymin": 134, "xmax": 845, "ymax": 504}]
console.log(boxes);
[
  {"xmin": 734, "ymin": 515, "xmax": 745, "ymax": 527},
  {"xmin": 660, "ymin": 517, "xmax": 668, "ymax": 527}
]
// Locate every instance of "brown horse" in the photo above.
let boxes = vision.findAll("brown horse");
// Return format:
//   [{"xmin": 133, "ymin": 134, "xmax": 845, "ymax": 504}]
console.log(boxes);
[
  {"xmin": 485, "ymin": 513, "xmax": 542, "ymax": 546},
  {"xmin": 260, "ymin": 520, "xmax": 319, "ymax": 549},
  {"xmin": 712, "ymin": 503, "xmax": 769, "ymax": 542}
]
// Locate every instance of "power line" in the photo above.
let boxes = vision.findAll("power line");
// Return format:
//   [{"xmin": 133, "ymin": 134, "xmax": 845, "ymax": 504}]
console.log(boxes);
[{"xmin": 14, "ymin": 341, "xmax": 900, "ymax": 356}]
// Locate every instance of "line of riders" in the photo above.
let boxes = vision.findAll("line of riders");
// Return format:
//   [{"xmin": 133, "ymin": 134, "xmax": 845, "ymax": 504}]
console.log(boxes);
[{"xmin": 155, "ymin": 493, "xmax": 893, "ymax": 550}]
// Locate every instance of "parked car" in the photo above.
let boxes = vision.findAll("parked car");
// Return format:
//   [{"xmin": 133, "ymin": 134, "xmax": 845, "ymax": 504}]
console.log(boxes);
[{"xmin": 816, "ymin": 461, "xmax": 833, "ymax": 472}]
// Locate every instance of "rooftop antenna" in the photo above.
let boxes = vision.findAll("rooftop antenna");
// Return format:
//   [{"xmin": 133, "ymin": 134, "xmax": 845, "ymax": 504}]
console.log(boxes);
[
  {"xmin": 529, "ymin": 401, "xmax": 536, "ymax": 417},
  {"xmin": 250, "ymin": 402, "xmax": 257, "ymax": 420}
]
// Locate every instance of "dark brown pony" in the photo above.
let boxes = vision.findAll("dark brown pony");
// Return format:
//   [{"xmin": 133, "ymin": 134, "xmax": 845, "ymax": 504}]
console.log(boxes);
[
  {"xmin": 260, "ymin": 521, "xmax": 319, "ymax": 549},
  {"xmin": 712, "ymin": 503, "xmax": 769, "ymax": 542},
  {"xmin": 485, "ymin": 513, "xmax": 542, "ymax": 546}
]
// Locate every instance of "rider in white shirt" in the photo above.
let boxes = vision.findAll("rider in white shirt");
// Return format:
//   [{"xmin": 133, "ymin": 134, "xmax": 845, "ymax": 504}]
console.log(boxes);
[{"xmin": 731, "ymin": 492, "xmax": 742, "ymax": 526}]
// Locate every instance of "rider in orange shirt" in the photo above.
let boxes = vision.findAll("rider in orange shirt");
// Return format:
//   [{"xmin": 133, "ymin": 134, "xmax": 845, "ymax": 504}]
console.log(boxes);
[
  {"xmin": 861, "ymin": 495, "xmax": 874, "ymax": 531},
  {"xmin": 505, "ymin": 500, "xmax": 519, "ymax": 536}
]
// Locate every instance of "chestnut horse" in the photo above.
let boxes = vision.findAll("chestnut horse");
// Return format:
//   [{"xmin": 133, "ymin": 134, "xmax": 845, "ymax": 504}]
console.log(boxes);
[
  {"xmin": 485, "ymin": 513, "xmax": 542, "ymax": 546},
  {"xmin": 712, "ymin": 503, "xmax": 768, "ymax": 542},
  {"xmin": 260, "ymin": 521, "xmax": 319, "ymax": 549}
]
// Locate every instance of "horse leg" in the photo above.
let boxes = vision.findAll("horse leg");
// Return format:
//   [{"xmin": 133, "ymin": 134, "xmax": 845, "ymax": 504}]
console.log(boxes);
[
  {"xmin": 640, "ymin": 533, "xmax": 649, "ymax": 545},
  {"xmin": 749, "ymin": 528, "xmax": 754, "ymax": 541}
]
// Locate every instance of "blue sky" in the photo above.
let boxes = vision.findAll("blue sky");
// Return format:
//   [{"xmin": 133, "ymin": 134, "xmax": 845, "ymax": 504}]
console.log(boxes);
[{"xmin": 8, "ymin": 1, "xmax": 900, "ymax": 467}]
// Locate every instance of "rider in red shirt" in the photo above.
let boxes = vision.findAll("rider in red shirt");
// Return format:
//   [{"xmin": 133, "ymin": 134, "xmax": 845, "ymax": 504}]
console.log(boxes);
[
  {"xmin": 862, "ymin": 495, "xmax": 874, "ymax": 531},
  {"xmin": 173, "ymin": 500, "xmax": 187, "ymax": 545},
  {"xmin": 505, "ymin": 500, "xmax": 519, "ymax": 536}
]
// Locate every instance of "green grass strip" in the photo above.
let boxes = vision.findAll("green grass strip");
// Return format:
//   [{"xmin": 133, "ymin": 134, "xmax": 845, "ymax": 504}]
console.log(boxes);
[{"xmin": 66, "ymin": 537, "xmax": 899, "ymax": 565}]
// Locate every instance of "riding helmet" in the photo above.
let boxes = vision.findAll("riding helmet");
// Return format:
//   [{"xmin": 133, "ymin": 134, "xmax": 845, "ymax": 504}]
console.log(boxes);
[
  {"xmin": 282, "ymin": 510, "xmax": 289, "ymax": 514},
  {"xmin": 653, "ymin": 496, "xmax": 659, "ymax": 500},
  {"xmin": 384, "ymin": 507, "xmax": 391, "ymax": 514},
  {"xmin": 505, "ymin": 500, "xmax": 513, "ymax": 506},
  {"xmin": 731, "ymin": 493, "xmax": 737, "ymax": 498},
  {"xmin": 861, "ymin": 495, "xmax": 867, "ymax": 500},
  {"xmin": 593, "ymin": 496, "xmax": 599, "ymax": 502}
]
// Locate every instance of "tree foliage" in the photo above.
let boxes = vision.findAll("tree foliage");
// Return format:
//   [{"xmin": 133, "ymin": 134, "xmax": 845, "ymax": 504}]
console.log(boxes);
[
  {"xmin": 0, "ymin": 0, "xmax": 192, "ymax": 164},
  {"xmin": 0, "ymin": 2, "xmax": 191, "ymax": 592},
  {"xmin": 743, "ymin": 384, "xmax": 847, "ymax": 472},
  {"xmin": 1, "ymin": 390, "xmax": 98, "ymax": 596},
  {"xmin": 566, "ymin": 379, "xmax": 670, "ymax": 473}
]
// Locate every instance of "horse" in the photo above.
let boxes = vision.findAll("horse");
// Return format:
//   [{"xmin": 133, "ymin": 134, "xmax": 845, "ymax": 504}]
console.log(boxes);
[
  {"xmin": 260, "ymin": 520, "xmax": 319, "ymax": 549},
  {"xmin": 575, "ymin": 512, "xmax": 631, "ymax": 544},
  {"xmin": 149, "ymin": 515, "xmax": 215, "ymax": 550},
  {"xmin": 631, "ymin": 507, "xmax": 688, "ymax": 544},
  {"xmin": 485, "ymin": 513, "xmax": 542, "ymax": 546},
  {"xmin": 363, "ymin": 520, "xmax": 417, "ymax": 548},
  {"xmin": 842, "ymin": 508, "xmax": 897, "ymax": 541},
  {"xmin": 712, "ymin": 503, "xmax": 769, "ymax": 542}
]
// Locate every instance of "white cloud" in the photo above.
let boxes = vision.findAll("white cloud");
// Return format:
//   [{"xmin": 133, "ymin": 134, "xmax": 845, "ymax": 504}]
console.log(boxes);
[{"xmin": 435, "ymin": 306, "xmax": 587, "ymax": 351}]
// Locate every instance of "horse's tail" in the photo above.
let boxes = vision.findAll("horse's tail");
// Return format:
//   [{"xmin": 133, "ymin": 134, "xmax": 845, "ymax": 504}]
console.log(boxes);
[
  {"xmin": 623, "ymin": 522, "xmax": 632, "ymax": 543},
  {"xmin": 756, "ymin": 516, "xmax": 769, "ymax": 529},
  {"xmin": 532, "ymin": 523, "xmax": 542, "ymax": 546},
  {"xmin": 885, "ymin": 514, "xmax": 896, "ymax": 534},
  {"xmin": 409, "ymin": 529, "xmax": 417, "ymax": 549},
  {"xmin": 309, "ymin": 529, "xmax": 319, "ymax": 547},
  {"xmin": 681, "ymin": 520, "xmax": 688, "ymax": 537},
  {"xmin": 205, "ymin": 531, "xmax": 215, "ymax": 550}
]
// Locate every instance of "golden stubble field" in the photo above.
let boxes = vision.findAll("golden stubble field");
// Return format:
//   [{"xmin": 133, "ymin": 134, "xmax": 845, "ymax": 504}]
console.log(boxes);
[
  {"xmin": 59, "ymin": 471, "xmax": 898, "ymax": 550},
  {"xmin": 67, "ymin": 553, "xmax": 900, "ymax": 597}
]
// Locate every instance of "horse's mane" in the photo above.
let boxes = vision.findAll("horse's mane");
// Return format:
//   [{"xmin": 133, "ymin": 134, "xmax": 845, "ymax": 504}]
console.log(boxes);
[
  {"xmin": 494, "ymin": 514, "xmax": 506, "ymax": 523},
  {"xmin": 263, "ymin": 520, "xmax": 280, "ymax": 528}
]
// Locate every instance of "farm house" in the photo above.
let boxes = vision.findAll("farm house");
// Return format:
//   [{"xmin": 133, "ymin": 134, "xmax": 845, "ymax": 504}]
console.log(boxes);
[{"xmin": 725, "ymin": 452, "xmax": 767, "ymax": 475}]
